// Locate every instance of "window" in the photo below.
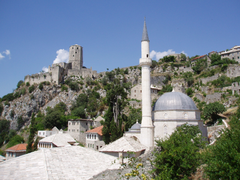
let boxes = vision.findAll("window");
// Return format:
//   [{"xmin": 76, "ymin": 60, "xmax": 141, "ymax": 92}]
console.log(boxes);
[
  {"xmin": 43, "ymin": 132, "xmax": 45, "ymax": 135},
  {"xmin": 73, "ymin": 55, "xmax": 74, "ymax": 57},
  {"xmin": 140, "ymin": 90, "xmax": 142, "ymax": 93},
  {"xmin": 39, "ymin": 132, "xmax": 41, "ymax": 135},
  {"xmin": 134, "ymin": 90, "xmax": 136, "ymax": 92},
  {"xmin": 72, "ymin": 47, "xmax": 74, "ymax": 49},
  {"xmin": 75, "ymin": 52, "xmax": 77, "ymax": 53},
  {"xmin": 69, "ymin": 122, "xmax": 71, "ymax": 125},
  {"xmin": 146, "ymin": 54, "xmax": 148, "ymax": 57}
]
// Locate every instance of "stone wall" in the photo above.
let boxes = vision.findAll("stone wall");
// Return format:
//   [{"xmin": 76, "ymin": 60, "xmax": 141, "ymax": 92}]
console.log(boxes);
[
  {"xmin": 200, "ymin": 73, "xmax": 219, "ymax": 84},
  {"xmin": 227, "ymin": 64, "xmax": 240, "ymax": 78},
  {"xmin": 205, "ymin": 93, "xmax": 222, "ymax": 103}
]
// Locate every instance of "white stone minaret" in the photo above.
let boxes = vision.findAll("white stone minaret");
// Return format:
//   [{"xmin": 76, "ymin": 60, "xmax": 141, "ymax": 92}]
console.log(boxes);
[{"xmin": 139, "ymin": 19, "xmax": 154, "ymax": 148}]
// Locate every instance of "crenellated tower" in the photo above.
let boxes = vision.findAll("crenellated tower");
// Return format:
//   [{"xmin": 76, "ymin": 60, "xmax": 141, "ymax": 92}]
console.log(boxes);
[{"xmin": 139, "ymin": 19, "xmax": 154, "ymax": 148}]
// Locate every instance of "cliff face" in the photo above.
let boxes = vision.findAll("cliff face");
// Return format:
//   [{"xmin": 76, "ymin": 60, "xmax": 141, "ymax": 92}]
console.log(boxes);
[{"xmin": 0, "ymin": 84, "xmax": 83, "ymax": 130}]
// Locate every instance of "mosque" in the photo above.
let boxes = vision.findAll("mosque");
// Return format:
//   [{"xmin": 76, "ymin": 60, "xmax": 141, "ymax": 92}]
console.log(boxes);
[
  {"xmin": 137, "ymin": 20, "xmax": 207, "ymax": 148},
  {"xmin": 101, "ymin": 20, "xmax": 208, "ymax": 156}
]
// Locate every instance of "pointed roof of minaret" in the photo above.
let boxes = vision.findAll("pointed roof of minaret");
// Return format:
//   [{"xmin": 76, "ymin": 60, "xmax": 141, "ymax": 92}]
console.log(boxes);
[{"xmin": 142, "ymin": 18, "xmax": 149, "ymax": 42}]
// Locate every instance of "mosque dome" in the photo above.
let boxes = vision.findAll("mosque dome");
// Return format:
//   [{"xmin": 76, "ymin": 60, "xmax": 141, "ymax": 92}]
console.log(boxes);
[
  {"xmin": 153, "ymin": 92, "xmax": 198, "ymax": 111},
  {"xmin": 130, "ymin": 121, "xmax": 141, "ymax": 130}
]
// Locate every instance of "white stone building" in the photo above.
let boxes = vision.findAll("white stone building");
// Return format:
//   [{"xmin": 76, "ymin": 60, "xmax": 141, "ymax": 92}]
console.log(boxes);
[
  {"xmin": 37, "ymin": 126, "xmax": 59, "ymax": 138},
  {"xmin": 85, "ymin": 125, "xmax": 105, "ymax": 151},
  {"xmin": 68, "ymin": 119, "xmax": 93, "ymax": 144},
  {"xmin": 5, "ymin": 143, "xmax": 28, "ymax": 160},
  {"xmin": 219, "ymin": 45, "xmax": 240, "ymax": 62},
  {"xmin": 38, "ymin": 131, "xmax": 76, "ymax": 149}
]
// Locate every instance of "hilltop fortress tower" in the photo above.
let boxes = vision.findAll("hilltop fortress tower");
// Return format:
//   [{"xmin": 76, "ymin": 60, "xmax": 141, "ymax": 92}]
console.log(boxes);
[
  {"xmin": 68, "ymin": 45, "xmax": 83, "ymax": 76},
  {"xmin": 24, "ymin": 44, "xmax": 97, "ymax": 85},
  {"xmin": 139, "ymin": 19, "xmax": 154, "ymax": 148}
]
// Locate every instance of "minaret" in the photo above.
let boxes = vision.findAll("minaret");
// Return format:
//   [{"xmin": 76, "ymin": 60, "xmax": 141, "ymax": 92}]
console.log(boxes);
[{"xmin": 139, "ymin": 19, "xmax": 154, "ymax": 148}]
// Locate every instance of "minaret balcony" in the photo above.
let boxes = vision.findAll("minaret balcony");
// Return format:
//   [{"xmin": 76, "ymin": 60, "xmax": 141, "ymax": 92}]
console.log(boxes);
[{"xmin": 139, "ymin": 58, "xmax": 152, "ymax": 67}]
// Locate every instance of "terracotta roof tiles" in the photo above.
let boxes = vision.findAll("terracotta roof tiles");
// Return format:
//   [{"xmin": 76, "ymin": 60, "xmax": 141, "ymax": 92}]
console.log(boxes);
[
  {"xmin": 5, "ymin": 143, "xmax": 28, "ymax": 152},
  {"xmin": 86, "ymin": 125, "xmax": 103, "ymax": 136}
]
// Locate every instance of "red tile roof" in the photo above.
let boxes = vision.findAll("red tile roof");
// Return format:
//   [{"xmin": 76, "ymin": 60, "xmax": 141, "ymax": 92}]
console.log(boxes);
[
  {"xmin": 86, "ymin": 125, "xmax": 103, "ymax": 136},
  {"xmin": 191, "ymin": 54, "xmax": 207, "ymax": 61},
  {"xmin": 5, "ymin": 143, "xmax": 28, "ymax": 152}
]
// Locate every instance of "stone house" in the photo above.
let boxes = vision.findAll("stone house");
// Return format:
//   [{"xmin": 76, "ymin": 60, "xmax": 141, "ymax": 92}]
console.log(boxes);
[
  {"xmin": 5, "ymin": 143, "xmax": 28, "ymax": 160},
  {"xmin": 191, "ymin": 54, "xmax": 211, "ymax": 67},
  {"xmin": 68, "ymin": 119, "xmax": 93, "ymax": 144},
  {"xmin": 38, "ymin": 131, "xmax": 76, "ymax": 149},
  {"xmin": 219, "ymin": 45, "xmax": 240, "ymax": 62},
  {"xmin": 130, "ymin": 84, "xmax": 161, "ymax": 101},
  {"xmin": 37, "ymin": 126, "xmax": 59, "ymax": 138},
  {"xmin": 85, "ymin": 125, "xmax": 105, "ymax": 151}
]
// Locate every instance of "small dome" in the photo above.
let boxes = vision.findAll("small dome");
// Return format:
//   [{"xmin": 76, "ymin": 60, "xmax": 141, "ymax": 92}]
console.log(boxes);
[
  {"xmin": 153, "ymin": 92, "xmax": 198, "ymax": 111},
  {"xmin": 130, "ymin": 121, "xmax": 141, "ymax": 130}
]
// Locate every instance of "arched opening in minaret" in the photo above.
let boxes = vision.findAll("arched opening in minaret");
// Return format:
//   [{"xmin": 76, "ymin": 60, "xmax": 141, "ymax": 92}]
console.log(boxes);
[{"xmin": 146, "ymin": 54, "xmax": 148, "ymax": 57}]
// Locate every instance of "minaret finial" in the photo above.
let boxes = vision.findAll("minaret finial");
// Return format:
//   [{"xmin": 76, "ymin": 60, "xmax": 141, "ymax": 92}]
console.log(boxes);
[{"xmin": 142, "ymin": 18, "xmax": 149, "ymax": 42}]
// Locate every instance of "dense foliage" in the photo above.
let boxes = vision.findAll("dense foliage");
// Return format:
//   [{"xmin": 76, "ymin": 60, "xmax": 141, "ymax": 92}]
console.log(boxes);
[
  {"xmin": 102, "ymin": 77, "xmax": 129, "ymax": 144},
  {"xmin": 192, "ymin": 58, "xmax": 207, "ymax": 74},
  {"xmin": 203, "ymin": 116, "xmax": 240, "ymax": 179},
  {"xmin": 152, "ymin": 124, "xmax": 206, "ymax": 179},
  {"xmin": 0, "ymin": 119, "xmax": 10, "ymax": 146},
  {"xmin": 202, "ymin": 102, "xmax": 226, "ymax": 124}
]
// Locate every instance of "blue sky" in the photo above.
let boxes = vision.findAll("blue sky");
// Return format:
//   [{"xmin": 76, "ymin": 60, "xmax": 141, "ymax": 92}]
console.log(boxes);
[{"xmin": 0, "ymin": 0, "xmax": 240, "ymax": 97}]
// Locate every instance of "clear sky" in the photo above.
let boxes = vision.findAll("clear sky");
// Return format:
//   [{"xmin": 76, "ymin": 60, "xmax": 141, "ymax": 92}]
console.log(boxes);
[{"xmin": 0, "ymin": 0, "xmax": 240, "ymax": 97}]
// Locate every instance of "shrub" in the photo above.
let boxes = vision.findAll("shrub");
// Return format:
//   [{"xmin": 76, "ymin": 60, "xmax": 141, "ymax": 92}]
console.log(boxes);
[
  {"xmin": 124, "ymin": 68, "xmax": 129, "ymax": 74},
  {"xmin": 186, "ymin": 88, "xmax": 194, "ymax": 97},
  {"xmin": 61, "ymin": 85, "xmax": 68, "ymax": 92},
  {"xmin": 28, "ymin": 85, "xmax": 35, "ymax": 93},
  {"xmin": 17, "ymin": 80, "xmax": 24, "ymax": 89},
  {"xmin": 26, "ymin": 82, "xmax": 30, "ymax": 86},
  {"xmin": 10, "ymin": 110, "xmax": 15, "ymax": 118},
  {"xmin": 152, "ymin": 124, "xmax": 206, "ymax": 179},
  {"xmin": 6, "ymin": 135, "xmax": 24, "ymax": 148},
  {"xmin": 69, "ymin": 82, "xmax": 79, "ymax": 91},
  {"xmin": 39, "ymin": 83, "xmax": 43, "ymax": 90}
]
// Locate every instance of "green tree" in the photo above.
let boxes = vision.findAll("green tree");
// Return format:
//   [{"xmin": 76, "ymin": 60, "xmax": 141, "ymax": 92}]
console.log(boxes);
[
  {"xmin": 0, "ymin": 119, "xmax": 10, "ymax": 146},
  {"xmin": 161, "ymin": 56, "xmax": 175, "ymax": 63},
  {"xmin": 186, "ymin": 88, "xmax": 194, "ymax": 97},
  {"xmin": 26, "ymin": 113, "xmax": 37, "ymax": 153},
  {"xmin": 203, "ymin": 102, "xmax": 225, "ymax": 125},
  {"xmin": 182, "ymin": 72, "xmax": 194, "ymax": 87},
  {"xmin": 151, "ymin": 60, "xmax": 158, "ymax": 69},
  {"xmin": 39, "ymin": 83, "xmax": 43, "ymax": 90},
  {"xmin": 0, "ymin": 103, "xmax": 3, "ymax": 116},
  {"xmin": 152, "ymin": 124, "xmax": 206, "ymax": 179},
  {"xmin": 203, "ymin": 117, "xmax": 240, "ymax": 179},
  {"xmin": 158, "ymin": 85, "xmax": 172, "ymax": 95},
  {"xmin": 192, "ymin": 58, "xmax": 207, "ymax": 74},
  {"xmin": 210, "ymin": 53, "xmax": 221, "ymax": 65},
  {"xmin": 71, "ymin": 106, "xmax": 86, "ymax": 118},
  {"xmin": 17, "ymin": 80, "xmax": 24, "ymax": 89},
  {"xmin": 102, "ymin": 78, "xmax": 128, "ymax": 144},
  {"xmin": 28, "ymin": 85, "xmax": 35, "ymax": 93},
  {"xmin": 180, "ymin": 53, "xmax": 187, "ymax": 61},
  {"xmin": 17, "ymin": 116, "xmax": 25, "ymax": 130},
  {"xmin": 6, "ymin": 135, "xmax": 24, "ymax": 148}
]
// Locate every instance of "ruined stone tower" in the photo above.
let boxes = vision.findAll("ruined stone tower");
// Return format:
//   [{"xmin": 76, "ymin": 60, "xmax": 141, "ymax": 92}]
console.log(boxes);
[{"xmin": 68, "ymin": 44, "xmax": 83, "ymax": 76}]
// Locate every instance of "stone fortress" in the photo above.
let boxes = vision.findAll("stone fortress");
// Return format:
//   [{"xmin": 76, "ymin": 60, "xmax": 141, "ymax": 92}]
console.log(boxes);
[{"xmin": 24, "ymin": 45, "xmax": 98, "ymax": 85}]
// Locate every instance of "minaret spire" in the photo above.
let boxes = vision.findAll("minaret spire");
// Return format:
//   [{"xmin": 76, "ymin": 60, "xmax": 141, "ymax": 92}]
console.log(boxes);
[{"xmin": 142, "ymin": 18, "xmax": 149, "ymax": 42}]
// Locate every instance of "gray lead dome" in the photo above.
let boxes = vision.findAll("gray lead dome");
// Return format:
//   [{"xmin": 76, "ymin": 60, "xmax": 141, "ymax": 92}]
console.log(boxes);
[{"xmin": 153, "ymin": 92, "xmax": 198, "ymax": 111}]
